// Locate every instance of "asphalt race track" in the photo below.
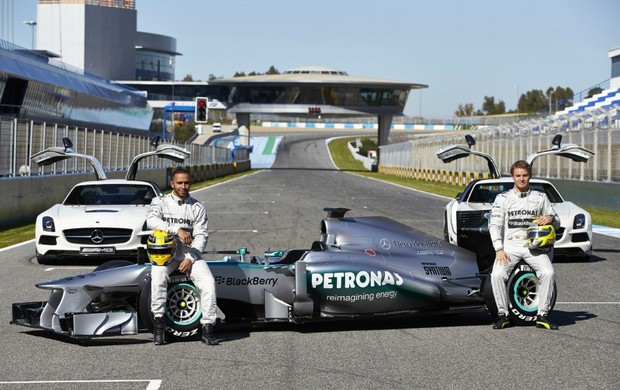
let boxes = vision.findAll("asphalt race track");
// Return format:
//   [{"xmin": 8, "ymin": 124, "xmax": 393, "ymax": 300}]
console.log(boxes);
[{"xmin": 1, "ymin": 132, "xmax": 618, "ymax": 389}]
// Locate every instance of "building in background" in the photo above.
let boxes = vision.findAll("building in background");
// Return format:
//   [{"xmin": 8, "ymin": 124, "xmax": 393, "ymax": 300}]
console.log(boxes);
[
  {"xmin": 609, "ymin": 46, "xmax": 620, "ymax": 90},
  {"xmin": 36, "ymin": 0, "xmax": 179, "ymax": 81}
]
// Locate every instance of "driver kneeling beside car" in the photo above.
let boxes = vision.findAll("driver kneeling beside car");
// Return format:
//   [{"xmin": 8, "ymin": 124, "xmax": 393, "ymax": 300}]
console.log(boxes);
[{"xmin": 489, "ymin": 160, "xmax": 560, "ymax": 331}]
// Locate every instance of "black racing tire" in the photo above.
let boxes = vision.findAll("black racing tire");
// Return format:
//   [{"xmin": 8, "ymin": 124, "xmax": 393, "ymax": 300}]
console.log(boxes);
[
  {"xmin": 93, "ymin": 260, "xmax": 134, "ymax": 272},
  {"xmin": 483, "ymin": 261, "xmax": 557, "ymax": 326},
  {"xmin": 138, "ymin": 273, "xmax": 202, "ymax": 341},
  {"xmin": 506, "ymin": 262, "xmax": 557, "ymax": 326},
  {"xmin": 482, "ymin": 275, "xmax": 498, "ymax": 320}
]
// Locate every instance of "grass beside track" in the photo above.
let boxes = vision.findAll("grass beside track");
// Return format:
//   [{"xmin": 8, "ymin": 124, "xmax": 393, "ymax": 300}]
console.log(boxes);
[{"xmin": 2, "ymin": 137, "xmax": 618, "ymax": 249}]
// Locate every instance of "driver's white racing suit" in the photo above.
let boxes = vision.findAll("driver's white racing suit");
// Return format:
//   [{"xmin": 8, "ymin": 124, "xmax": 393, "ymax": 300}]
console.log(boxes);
[
  {"xmin": 146, "ymin": 193, "xmax": 217, "ymax": 326},
  {"xmin": 489, "ymin": 189, "xmax": 560, "ymax": 316}
]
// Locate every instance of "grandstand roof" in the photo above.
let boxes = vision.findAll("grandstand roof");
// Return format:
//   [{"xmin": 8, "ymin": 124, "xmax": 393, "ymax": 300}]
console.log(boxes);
[{"xmin": 211, "ymin": 66, "xmax": 427, "ymax": 89}]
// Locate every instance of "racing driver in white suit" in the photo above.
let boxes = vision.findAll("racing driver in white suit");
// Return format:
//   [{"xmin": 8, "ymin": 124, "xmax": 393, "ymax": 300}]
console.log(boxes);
[
  {"xmin": 146, "ymin": 168, "xmax": 218, "ymax": 345},
  {"xmin": 489, "ymin": 160, "xmax": 560, "ymax": 330}
]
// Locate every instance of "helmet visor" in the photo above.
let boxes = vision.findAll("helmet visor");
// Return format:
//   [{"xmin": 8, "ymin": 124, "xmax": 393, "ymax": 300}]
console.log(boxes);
[
  {"xmin": 527, "ymin": 227, "xmax": 553, "ymax": 240},
  {"xmin": 148, "ymin": 247, "xmax": 173, "ymax": 255}
]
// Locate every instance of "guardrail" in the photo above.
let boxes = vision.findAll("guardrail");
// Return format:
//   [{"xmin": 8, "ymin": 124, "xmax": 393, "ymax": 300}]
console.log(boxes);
[{"xmin": 0, "ymin": 117, "xmax": 248, "ymax": 178}]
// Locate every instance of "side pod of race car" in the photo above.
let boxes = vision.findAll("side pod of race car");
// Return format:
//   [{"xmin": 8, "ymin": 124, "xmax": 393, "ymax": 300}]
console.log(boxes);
[{"xmin": 12, "ymin": 207, "xmax": 555, "ymax": 340}]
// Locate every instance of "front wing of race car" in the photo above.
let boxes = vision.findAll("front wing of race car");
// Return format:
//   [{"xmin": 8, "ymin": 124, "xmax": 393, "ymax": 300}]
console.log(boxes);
[
  {"xmin": 12, "ymin": 301, "xmax": 139, "ymax": 336},
  {"xmin": 12, "ymin": 264, "xmax": 151, "ymax": 337}
]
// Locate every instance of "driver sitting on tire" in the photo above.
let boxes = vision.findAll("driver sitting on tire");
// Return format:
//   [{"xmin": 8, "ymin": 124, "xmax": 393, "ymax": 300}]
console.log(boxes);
[
  {"xmin": 489, "ymin": 160, "xmax": 560, "ymax": 330},
  {"xmin": 146, "ymin": 168, "xmax": 219, "ymax": 346}
]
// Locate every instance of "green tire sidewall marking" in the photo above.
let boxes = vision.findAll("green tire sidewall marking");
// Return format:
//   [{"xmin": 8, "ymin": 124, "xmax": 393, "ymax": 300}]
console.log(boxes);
[{"xmin": 512, "ymin": 272, "xmax": 537, "ymax": 313}]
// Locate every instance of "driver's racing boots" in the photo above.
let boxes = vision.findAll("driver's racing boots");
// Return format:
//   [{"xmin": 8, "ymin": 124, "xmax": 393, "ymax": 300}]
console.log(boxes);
[
  {"xmin": 536, "ymin": 314, "xmax": 558, "ymax": 330},
  {"xmin": 493, "ymin": 314, "xmax": 511, "ymax": 330},
  {"xmin": 153, "ymin": 316, "xmax": 166, "ymax": 345},
  {"xmin": 202, "ymin": 324, "xmax": 219, "ymax": 345}
]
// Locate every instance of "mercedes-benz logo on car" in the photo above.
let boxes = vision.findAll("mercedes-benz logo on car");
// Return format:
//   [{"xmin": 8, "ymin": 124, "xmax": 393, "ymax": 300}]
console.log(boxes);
[
  {"xmin": 379, "ymin": 238, "xmax": 391, "ymax": 250},
  {"xmin": 90, "ymin": 229, "xmax": 104, "ymax": 244}
]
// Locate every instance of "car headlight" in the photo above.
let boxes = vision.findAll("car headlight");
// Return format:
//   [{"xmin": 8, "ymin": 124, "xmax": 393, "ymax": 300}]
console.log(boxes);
[
  {"xmin": 573, "ymin": 213, "xmax": 586, "ymax": 229},
  {"xmin": 42, "ymin": 216, "xmax": 55, "ymax": 232}
]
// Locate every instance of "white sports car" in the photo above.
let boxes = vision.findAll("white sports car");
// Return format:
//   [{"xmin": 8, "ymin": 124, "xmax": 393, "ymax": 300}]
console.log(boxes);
[
  {"xmin": 33, "ymin": 138, "xmax": 190, "ymax": 264},
  {"xmin": 437, "ymin": 134, "xmax": 593, "ymax": 267}
]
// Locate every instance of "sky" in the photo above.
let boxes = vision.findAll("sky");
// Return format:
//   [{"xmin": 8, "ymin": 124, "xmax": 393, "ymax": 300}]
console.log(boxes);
[{"xmin": 2, "ymin": 0, "xmax": 619, "ymax": 118}]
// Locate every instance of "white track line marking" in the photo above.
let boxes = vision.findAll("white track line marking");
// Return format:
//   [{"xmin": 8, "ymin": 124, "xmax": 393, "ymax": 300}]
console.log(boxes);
[
  {"xmin": 213, "ymin": 229, "xmax": 259, "ymax": 233},
  {"xmin": 0, "ymin": 379, "xmax": 162, "ymax": 389},
  {"xmin": 556, "ymin": 301, "xmax": 620, "ymax": 305}
]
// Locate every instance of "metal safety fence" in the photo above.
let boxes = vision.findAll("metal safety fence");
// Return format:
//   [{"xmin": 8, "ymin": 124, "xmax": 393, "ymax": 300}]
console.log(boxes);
[
  {"xmin": 0, "ymin": 117, "xmax": 248, "ymax": 178},
  {"xmin": 379, "ymin": 113, "xmax": 620, "ymax": 185}
]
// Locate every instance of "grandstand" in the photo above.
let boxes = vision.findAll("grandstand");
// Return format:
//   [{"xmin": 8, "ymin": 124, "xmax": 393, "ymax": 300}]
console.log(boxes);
[
  {"xmin": 560, "ymin": 88, "xmax": 620, "ymax": 114},
  {"xmin": 511, "ymin": 86, "xmax": 620, "ymax": 136}
]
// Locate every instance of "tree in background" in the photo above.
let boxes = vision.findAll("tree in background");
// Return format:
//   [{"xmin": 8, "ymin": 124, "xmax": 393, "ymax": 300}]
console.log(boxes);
[
  {"xmin": 266, "ymin": 65, "xmax": 280, "ymax": 75},
  {"xmin": 457, "ymin": 85, "xmax": 575, "ymax": 116},
  {"xmin": 546, "ymin": 86, "xmax": 574, "ymax": 111},
  {"xmin": 455, "ymin": 103, "xmax": 475, "ymax": 117},
  {"xmin": 173, "ymin": 122, "xmax": 196, "ymax": 143},
  {"xmin": 234, "ymin": 66, "xmax": 280, "ymax": 78},
  {"xmin": 481, "ymin": 96, "xmax": 506, "ymax": 115},
  {"xmin": 587, "ymin": 87, "xmax": 603, "ymax": 99},
  {"xmin": 517, "ymin": 89, "xmax": 547, "ymax": 113}
]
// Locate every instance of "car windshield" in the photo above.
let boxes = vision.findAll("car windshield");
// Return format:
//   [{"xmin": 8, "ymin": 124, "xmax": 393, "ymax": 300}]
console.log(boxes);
[
  {"xmin": 468, "ymin": 182, "xmax": 563, "ymax": 203},
  {"xmin": 64, "ymin": 184, "xmax": 156, "ymax": 206}
]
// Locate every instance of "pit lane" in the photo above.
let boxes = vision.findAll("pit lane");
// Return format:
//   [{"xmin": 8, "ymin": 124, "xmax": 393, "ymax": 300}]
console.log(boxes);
[{"xmin": 1, "ymin": 132, "xmax": 618, "ymax": 389}]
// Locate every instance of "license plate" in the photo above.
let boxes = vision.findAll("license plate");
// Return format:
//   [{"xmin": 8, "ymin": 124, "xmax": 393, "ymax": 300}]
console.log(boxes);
[{"xmin": 80, "ymin": 247, "xmax": 116, "ymax": 254}]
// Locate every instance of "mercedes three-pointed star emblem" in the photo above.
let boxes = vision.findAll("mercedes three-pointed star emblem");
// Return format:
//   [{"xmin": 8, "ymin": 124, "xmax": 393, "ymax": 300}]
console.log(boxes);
[{"xmin": 90, "ymin": 229, "xmax": 104, "ymax": 244}]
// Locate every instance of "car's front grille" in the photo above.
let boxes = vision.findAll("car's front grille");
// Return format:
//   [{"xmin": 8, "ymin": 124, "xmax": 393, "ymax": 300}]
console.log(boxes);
[
  {"xmin": 64, "ymin": 228, "xmax": 133, "ymax": 245},
  {"xmin": 555, "ymin": 227, "xmax": 565, "ymax": 240}
]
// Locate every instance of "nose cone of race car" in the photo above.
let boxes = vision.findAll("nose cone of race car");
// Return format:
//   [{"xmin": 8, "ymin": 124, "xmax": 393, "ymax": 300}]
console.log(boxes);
[{"xmin": 36, "ymin": 264, "xmax": 148, "ymax": 290}]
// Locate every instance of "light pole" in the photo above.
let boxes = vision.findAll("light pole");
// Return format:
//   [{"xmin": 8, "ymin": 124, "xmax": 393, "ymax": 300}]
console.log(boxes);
[
  {"xmin": 515, "ymin": 85, "xmax": 519, "ymax": 114},
  {"xmin": 23, "ymin": 20, "xmax": 36, "ymax": 49},
  {"xmin": 549, "ymin": 91, "xmax": 553, "ymax": 116}
]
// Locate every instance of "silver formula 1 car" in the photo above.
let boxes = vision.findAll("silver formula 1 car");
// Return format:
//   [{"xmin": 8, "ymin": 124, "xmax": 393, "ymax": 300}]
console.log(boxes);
[{"xmin": 12, "ymin": 207, "xmax": 553, "ymax": 340}]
